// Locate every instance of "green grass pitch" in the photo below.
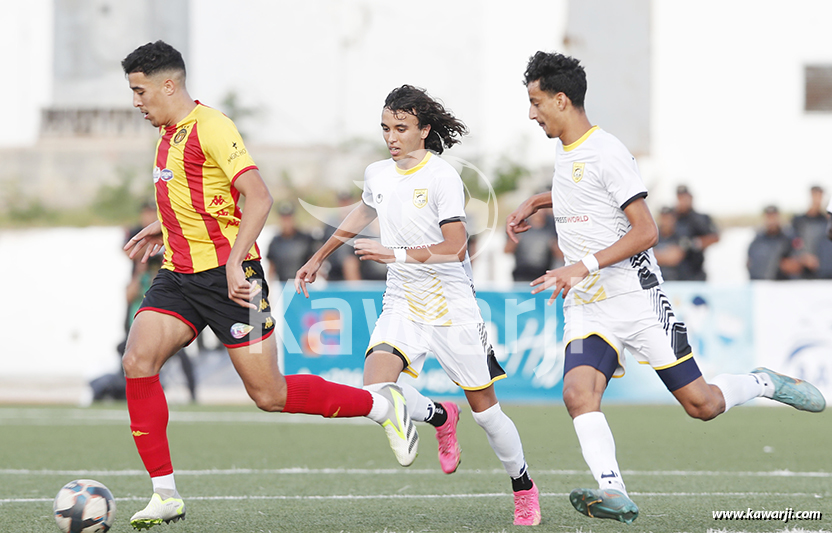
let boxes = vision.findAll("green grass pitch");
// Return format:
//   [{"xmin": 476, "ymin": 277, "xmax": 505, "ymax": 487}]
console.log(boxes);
[{"xmin": 0, "ymin": 403, "xmax": 829, "ymax": 533}]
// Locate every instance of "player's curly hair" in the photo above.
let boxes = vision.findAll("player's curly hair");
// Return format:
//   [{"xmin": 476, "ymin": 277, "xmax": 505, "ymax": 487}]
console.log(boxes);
[
  {"xmin": 384, "ymin": 85, "xmax": 468, "ymax": 154},
  {"xmin": 122, "ymin": 40, "xmax": 186, "ymax": 78},
  {"xmin": 523, "ymin": 51, "xmax": 586, "ymax": 109}
]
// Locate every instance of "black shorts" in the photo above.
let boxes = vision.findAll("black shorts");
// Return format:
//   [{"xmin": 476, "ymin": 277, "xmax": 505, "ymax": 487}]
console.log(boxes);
[{"xmin": 137, "ymin": 261, "xmax": 276, "ymax": 348}]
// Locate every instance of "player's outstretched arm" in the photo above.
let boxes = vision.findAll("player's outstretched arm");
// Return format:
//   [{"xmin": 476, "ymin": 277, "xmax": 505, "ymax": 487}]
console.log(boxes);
[
  {"xmin": 227, "ymin": 169, "xmax": 273, "ymax": 309},
  {"xmin": 506, "ymin": 192, "xmax": 552, "ymax": 243},
  {"xmin": 354, "ymin": 220, "xmax": 468, "ymax": 265},
  {"xmin": 295, "ymin": 202, "xmax": 377, "ymax": 298}
]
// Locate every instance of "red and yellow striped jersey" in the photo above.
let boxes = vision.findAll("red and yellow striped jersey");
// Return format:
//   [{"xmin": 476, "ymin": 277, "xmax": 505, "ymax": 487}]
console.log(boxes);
[{"xmin": 152, "ymin": 102, "xmax": 260, "ymax": 273}]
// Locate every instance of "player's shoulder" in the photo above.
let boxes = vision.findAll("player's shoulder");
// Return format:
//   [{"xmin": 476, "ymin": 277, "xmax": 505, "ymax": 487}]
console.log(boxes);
[
  {"xmin": 365, "ymin": 158, "xmax": 395, "ymax": 178},
  {"xmin": 193, "ymin": 102, "xmax": 238, "ymax": 129},
  {"xmin": 424, "ymin": 153, "xmax": 461, "ymax": 180},
  {"xmin": 193, "ymin": 102, "xmax": 226, "ymax": 120},
  {"xmin": 591, "ymin": 128, "xmax": 631, "ymax": 153},
  {"xmin": 427, "ymin": 152, "xmax": 458, "ymax": 170}
]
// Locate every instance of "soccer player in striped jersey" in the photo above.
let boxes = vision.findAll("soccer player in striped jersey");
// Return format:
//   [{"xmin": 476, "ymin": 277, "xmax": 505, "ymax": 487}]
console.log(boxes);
[
  {"xmin": 120, "ymin": 41, "xmax": 417, "ymax": 530},
  {"xmin": 295, "ymin": 85, "xmax": 541, "ymax": 526},
  {"xmin": 507, "ymin": 51, "xmax": 826, "ymax": 525}
]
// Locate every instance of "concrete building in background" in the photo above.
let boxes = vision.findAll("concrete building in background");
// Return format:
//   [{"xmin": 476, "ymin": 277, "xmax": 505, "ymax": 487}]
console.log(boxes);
[{"xmin": 3, "ymin": 0, "xmax": 832, "ymax": 217}]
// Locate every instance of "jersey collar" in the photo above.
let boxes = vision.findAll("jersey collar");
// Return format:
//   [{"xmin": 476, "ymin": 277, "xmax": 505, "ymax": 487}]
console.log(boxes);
[
  {"xmin": 395, "ymin": 151, "xmax": 432, "ymax": 175},
  {"xmin": 563, "ymin": 125, "xmax": 599, "ymax": 152}
]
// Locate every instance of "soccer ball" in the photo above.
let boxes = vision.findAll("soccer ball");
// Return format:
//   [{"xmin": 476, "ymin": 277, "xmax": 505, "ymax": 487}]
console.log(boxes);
[{"xmin": 53, "ymin": 479, "xmax": 116, "ymax": 533}]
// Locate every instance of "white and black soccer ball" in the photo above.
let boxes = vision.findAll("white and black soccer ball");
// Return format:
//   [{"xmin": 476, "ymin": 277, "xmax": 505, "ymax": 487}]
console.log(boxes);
[{"xmin": 53, "ymin": 479, "xmax": 116, "ymax": 533}]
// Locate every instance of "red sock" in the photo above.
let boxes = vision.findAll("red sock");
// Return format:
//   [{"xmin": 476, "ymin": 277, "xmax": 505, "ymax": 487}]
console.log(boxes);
[
  {"xmin": 282, "ymin": 374, "xmax": 372, "ymax": 417},
  {"xmin": 126, "ymin": 375, "xmax": 173, "ymax": 477}
]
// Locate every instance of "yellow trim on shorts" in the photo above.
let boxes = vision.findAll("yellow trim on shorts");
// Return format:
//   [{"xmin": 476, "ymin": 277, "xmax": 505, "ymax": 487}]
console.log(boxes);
[
  {"xmin": 365, "ymin": 341, "xmax": 418, "ymax": 378},
  {"xmin": 454, "ymin": 373, "xmax": 507, "ymax": 391},
  {"xmin": 565, "ymin": 332, "xmax": 621, "ymax": 356},
  {"xmin": 565, "ymin": 332, "xmax": 626, "ymax": 378},
  {"xmin": 652, "ymin": 352, "xmax": 694, "ymax": 371}
]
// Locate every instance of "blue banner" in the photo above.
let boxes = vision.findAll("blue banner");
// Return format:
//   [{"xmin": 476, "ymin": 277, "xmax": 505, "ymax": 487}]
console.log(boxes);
[
  {"xmin": 280, "ymin": 283, "xmax": 565, "ymax": 401},
  {"xmin": 278, "ymin": 282, "xmax": 755, "ymax": 403}
]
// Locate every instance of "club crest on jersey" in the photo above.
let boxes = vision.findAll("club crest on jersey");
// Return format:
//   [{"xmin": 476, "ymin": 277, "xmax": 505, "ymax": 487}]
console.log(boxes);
[
  {"xmin": 413, "ymin": 188, "xmax": 428, "ymax": 208},
  {"xmin": 376, "ymin": 193, "xmax": 383, "ymax": 204},
  {"xmin": 572, "ymin": 162, "xmax": 586, "ymax": 183},
  {"xmin": 173, "ymin": 127, "xmax": 187, "ymax": 144}
]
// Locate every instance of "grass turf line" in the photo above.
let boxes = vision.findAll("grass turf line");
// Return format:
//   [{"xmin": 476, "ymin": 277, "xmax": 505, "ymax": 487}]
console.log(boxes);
[{"xmin": 0, "ymin": 404, "xmax": 829, "ymax": 532}]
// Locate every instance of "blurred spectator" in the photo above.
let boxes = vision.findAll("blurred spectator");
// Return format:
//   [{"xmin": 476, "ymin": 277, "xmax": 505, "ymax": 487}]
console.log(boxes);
[
  {"xmin": 827, "ymin": 194, "xmax": 832, "ymax": 241},
  {"xmin": 747, "ymin": 205, "xmax": 802, "ymax": 280},
  {"xmin": 467, "ymin": 232, "xmax": 479, "ymax": 268},
  {"xmin": 653, "ymin": 206, "xmax": 685, "ymax": 281},
  {"xmin": 90, "ymin": 202, "xmax": 197, "ymax": 402},
  {"xmin": 792, "ymin": 185, "xmax": 832, "ymax": 278},
  {"xmin": 321, "ymin": 191, "xmax": 361, "ymax": 281},
  {"xmin": 267, "ymin": 201, "xmax": 317, "ymax": 282},
  {"xmin": 673, "ymin": 185, "xmax": 720, "ymax": 280},
  {"xmin": 503, "ymin": 207, "xmax": 562, "ymax": 282}
]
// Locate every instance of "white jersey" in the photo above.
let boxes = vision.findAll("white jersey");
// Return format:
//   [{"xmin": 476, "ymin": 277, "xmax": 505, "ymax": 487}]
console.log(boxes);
[
  {"xmin": 551, "ymin": 126, "xmax": 663, "ymax": 307},
  {"xmin": 362, "ymin": 152, "xmax": 481, "ymax": 325}
]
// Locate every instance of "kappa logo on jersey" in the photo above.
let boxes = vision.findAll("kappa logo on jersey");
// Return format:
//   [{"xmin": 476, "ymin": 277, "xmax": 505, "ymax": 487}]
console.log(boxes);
[
  {"xmin": 230, "ymin": 322, "xmax": 254, "ymax": 339},
  {"xmin": 376, "ymin": 193, "xmax": 384, "ymax": 204},
  {"xmin": 173, "ymin": 127, "xmax": 187, "ymax": 144},
  {"xmin": 153, "ymin": 166, "xmax": 174, "ymax": 183},
  {"xmin": 413, "ymin": 188, "xmax": 428, "ymax": 208},
  {"xmin": 572, "ymin": 162, "xmax": 586, "ymax": 183}
]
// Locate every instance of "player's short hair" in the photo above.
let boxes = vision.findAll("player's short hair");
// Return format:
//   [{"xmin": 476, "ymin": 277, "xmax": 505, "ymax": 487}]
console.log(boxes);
[
  {"xmin": 524, "ymin": 51, "xmax": 587, "ymax": 109},
  {"xmin": 122, "ymin": 40, "xmax": 186, "ymax": 79},
  {"xmin": 384, "ymin": 85, "xmax": 468, "ymax": 154}
]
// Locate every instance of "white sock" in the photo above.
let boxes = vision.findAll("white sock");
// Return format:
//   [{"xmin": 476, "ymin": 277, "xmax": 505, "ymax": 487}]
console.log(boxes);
[
  {"xmin": 363, "ymin": 383, "xmax": 394, "ymax": 424},
  {"xmin": 710, "ymin": 373, "xmax": 766, "ymax": 412},
  {"xmin": 751, "ymin": 372, "xmax": 776, "ymax": 398},
  {"xmin": 396, "ymin": 382, "xmax": 435, "ymax": 422},
  {"xmin": 151, "ymin": 473, "xmax": 176, "ymax": 496},
  {"xmin": 470, "ymin": 403, "xmax": 526, "ymax": 478},
  {"xmin": 573, "ymin": 411, "xmax": 627, "ymax": 494}
]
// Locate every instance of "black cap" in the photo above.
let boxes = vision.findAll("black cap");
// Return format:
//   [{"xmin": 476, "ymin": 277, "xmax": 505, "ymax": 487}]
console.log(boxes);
[
  {"xmin": 763, "ymin": 204, "xmax": 779, "ymax": 215},
  {"xmin": 676, "ymin": 185, "xmax": 691, "ymax": 196}
]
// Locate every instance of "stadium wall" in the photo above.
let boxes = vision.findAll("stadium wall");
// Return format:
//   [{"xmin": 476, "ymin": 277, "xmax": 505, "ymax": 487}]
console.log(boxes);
[{"xmin": 0, "ymin": 226, "xmax": 828, "ymax": 405}]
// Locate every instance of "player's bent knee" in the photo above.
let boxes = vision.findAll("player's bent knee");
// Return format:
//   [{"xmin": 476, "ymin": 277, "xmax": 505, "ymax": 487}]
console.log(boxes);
[
  {"xmin": 562, "ymin": 384, "xmax": 601, "ymax": 416},
  {"xmin": 121, "ymin": 350, "xmax": 159, "ymax": 378},
  {"xmin": 681, "ymin": 399, "xmax": 721, "ymax": 421},
  {"xmin": 249, "ymin": 390, "xmax": 286, "ymax": 413}
]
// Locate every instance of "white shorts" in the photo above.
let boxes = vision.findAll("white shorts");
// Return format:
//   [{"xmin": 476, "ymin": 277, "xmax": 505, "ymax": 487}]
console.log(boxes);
[
  {"xmin": 564, "ymin": 286, "xmax": 693, "ymax": 378},
  {"xmin": 366, "ymin": 312, "xmax": 506, "ymax": 390}
]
